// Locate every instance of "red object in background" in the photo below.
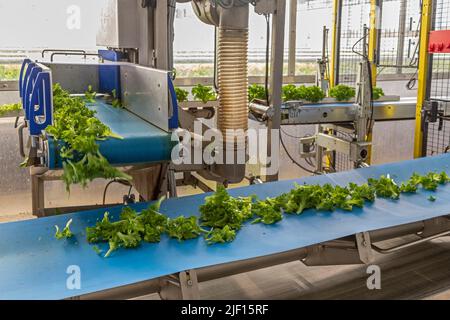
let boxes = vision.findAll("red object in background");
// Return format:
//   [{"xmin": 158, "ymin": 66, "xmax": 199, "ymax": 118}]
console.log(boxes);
[{"xmin": 429, "ymin": 30, "xmax": 450, "ymax": 53}]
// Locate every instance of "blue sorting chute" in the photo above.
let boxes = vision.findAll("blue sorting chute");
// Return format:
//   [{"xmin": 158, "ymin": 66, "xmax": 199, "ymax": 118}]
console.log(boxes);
[{"xmin": 46, "ymin": 100, "xmax": 176, "ymax": 169}]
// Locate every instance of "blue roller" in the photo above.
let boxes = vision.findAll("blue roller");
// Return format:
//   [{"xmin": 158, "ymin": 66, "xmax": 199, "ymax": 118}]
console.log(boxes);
[
  {"xmin": 0, "ymin": 154, "xmax": 449, "ymax": 299},
  {"xmin": 47, "ymin": 100, "xmax": 175, "ymax": 169}
]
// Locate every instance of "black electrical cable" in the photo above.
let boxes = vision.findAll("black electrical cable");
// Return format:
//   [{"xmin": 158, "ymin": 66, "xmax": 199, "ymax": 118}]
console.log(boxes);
[
  {"xmin": 281, "ymin": 127, "xmax": 316, "ymax": 153},
  {"xmin": 102, "ymin": 179, "xmax": 133, "ymax": 205},
  {"xmin": 406, "ymin": 1, "xmax": 422, "ymax": 68},
  {"xmin": 280, "ymin": 130, "xmax": 316, "ymax": 174},
  {"xmin": 280, "ymin": 127, "xmax": 307, "ymax": 139},
  {"xmin": 366, "ymin": 58, "xmax": 375, "ymax": 137},
  {"xmin": 305, "ymin": 156, "xmax": 316, "ymax": 168},
  {"xmin": 405, "ymin": 13, "xmax": 422, "ymax": 90},
  {"xmin": 351, "ymin": 33, "xmax": 369, "ymax": 59},
  {"xmin": 406, "ymin": 70, "xmax": 418, "ymax": 90},
  {"xmin": 102, "ymin": 180, "xmax": 115, "ymax": 205}
]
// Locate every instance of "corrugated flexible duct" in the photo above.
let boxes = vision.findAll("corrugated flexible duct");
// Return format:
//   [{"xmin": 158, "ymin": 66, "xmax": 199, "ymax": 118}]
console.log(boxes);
[
  {"xmin": 217, "ymin": 28, "xmax": 249, "ymax": 135},
  {"xmin": 190, "ymin": 1, "xmax": 249, "ymax": 183}
]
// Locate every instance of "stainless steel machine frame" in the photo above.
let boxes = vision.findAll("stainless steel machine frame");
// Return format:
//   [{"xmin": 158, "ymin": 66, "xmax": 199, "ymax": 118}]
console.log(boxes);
[
  {"xmin": 24, "ymin": 61, "xmax": 175, "ymax": 216},
  {"xmin": 94, "ymin": 0, "xmax": 287, "ymax": 185}
]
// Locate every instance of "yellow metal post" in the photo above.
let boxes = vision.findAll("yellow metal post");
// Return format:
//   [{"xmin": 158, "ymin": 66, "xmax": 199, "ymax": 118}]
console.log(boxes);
[
  {"xmin": 365, "ymin": 0, "xmax": 380, "ymax": 164},
  {"xmin": 414, "ymin": 0, "xmax": 433, "ymax": 158},
  {"xmin": 330, "ymin": 0, "xmax": 341, "ymax": 88}
]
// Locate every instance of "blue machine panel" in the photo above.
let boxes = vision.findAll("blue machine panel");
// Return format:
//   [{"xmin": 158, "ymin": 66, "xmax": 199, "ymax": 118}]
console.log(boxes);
[
  {"xmin": 0, "ymin": 155, "xmax": 449, "ymax": 299},
  {"xmin": 18, "ymin": 57, "xmax": 178, "ymax": 137},
  {"xmin": 98, "ymin": 50, "xmax": 123, "ymax": 100},
  {"xmin": 18, "ymin": 60, "xmax": 53, "ymax": 135}
]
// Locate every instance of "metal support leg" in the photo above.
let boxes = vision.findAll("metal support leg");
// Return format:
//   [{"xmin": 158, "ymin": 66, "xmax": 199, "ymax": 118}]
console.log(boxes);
[
  {"xmin": 159, "ymin": 270, "xmax": 200, "ymax": 300},
  {"xmin": 303, "ymin": 232, "xmax": 374, "ymax": 266},
  {"xmin": 266, "ymin": 0, "xmax": 286, "ymax": 182},
  {"xmin": 303, "ymin": 240, "xmax": 364, "ymax": 266},
  {"xmin": 130, "ymin": 163, "xmax": 169, "ymax": 201},
  {"xmin": 168, "ymin": 168, "xmax": 177, "ymax": 198},
  {"xmin": 356, "ymin": 232, "xmax": 374, "ymax": 264},
  {"xmin": 31, "ymin": 169, "xmax": 45, "ymax": 217}
]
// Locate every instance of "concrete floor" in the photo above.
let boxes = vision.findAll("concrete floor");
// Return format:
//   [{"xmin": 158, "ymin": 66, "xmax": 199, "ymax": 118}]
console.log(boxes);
[{"xmin": 1, "ymin": 80, "xmax": 449, "ymax": 299}]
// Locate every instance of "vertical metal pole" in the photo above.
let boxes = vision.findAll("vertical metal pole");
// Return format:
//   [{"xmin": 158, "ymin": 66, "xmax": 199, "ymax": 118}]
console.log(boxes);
[
  {"xmin": 154, "ymin": 0, "xmax": 169, "ymax": 70},
  {"xmin": 414, "ymin": 0, "xmax": 433, "ymax": 158},
  {"xmin": 288, "ymin": 0, "xmax": 298, "ymax": 77},
  {"xmin": 167, "ymin": 0, "xmax": 177, "ymax": 71},
  {"xmin": 328, "ymin": 0, "xmax": 342, "ymax": 171},
  {"xmin": 267, "ymin": 0, "xmax": 286, "ymax": 182},
  {"xmin": 368, "ymin": 0, "xmax": 380, "ymax": 86},
  {"xmin": 137, "ymin": 2, "xmax": 152, "ymax": 66},
  {"xmin": 317, "ymin": 26, "xmax": 330, "ymax": 91},
  {"xmin": 396, "ymin": 0, "xmax": 407, "ymax": 74},
  {"xmin": 31, "ymin": 171, "xmax": 45, "ymax": 217},
  {"xmin": 316, "ymin": 125, "xmax": 324, "ymax": 173},
  {"xmin": 330, "ymin": 0, "xmax": 342, "ymax": 87},
  {"xmin": 322, "ymin": 26, "xmax": 328, "ymax": 62}
]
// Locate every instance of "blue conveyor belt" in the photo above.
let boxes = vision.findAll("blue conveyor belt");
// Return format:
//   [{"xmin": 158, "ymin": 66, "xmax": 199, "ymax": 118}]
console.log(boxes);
[
  {"xmin": 0, "ymin": 155, "xmax": 449, "ymax": 299},
  {"xmin": 47, "ymin": 100, "xmax": 174, "ymax": 169}
]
